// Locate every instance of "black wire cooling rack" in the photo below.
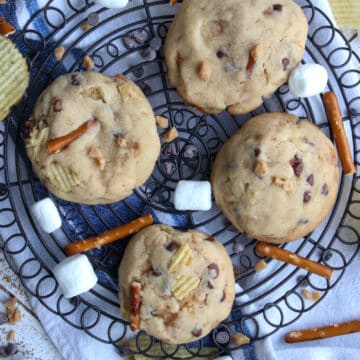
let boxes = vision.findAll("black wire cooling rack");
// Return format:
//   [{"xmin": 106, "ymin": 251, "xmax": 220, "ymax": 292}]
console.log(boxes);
[{"xmin": 0, "ymin": 0, "xmax": 359, "ymax": 358}]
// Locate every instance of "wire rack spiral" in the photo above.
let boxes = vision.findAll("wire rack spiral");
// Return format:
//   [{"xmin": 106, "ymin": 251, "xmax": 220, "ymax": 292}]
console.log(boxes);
[{"xmin": 0, "ymin": 0, "xmax": 359, "ymax": 358}]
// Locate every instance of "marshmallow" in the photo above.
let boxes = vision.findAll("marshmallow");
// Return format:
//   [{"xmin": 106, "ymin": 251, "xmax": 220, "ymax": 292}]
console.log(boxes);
[
  {"xmin": 30, "ymin": 197, "xmax": 62, "ymax": 233},
  {"xmin": 174, "ymin": 180, "xmax": 212, "ymax": 211},
  {"xmin": 235, "ymin": 283, "xmax": 242, "ymax": 294},
  {"xmin": 53, "ymin": 254, "xmax": 98, "ymax": 298},
  {"xmin": 93, "ymin": 0, "xmax": 129, "ymax": 8},
  {"xmin": 215, "ymin": 356, "xmax": 233, "ymax": 360},
  {"xmin": 288, "ymin": 64, "xmax": 328, "ymax": 98}
]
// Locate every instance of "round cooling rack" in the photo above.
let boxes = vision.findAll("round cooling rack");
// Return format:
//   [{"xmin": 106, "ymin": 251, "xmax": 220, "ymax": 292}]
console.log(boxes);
[{"xmin": 0, "ymin": 0, "xmax": 360, "ymax": 358}]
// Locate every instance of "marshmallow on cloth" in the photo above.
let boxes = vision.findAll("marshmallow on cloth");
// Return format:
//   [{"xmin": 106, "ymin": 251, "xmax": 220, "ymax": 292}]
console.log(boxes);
[
  {"xmin": 215, "ymin": 356, "xmax": 233, "ymax": 360},
  {"xmin": 53, "ymin": 254, "xmax": 98, "ymax": 298},
  {"xmin": 93, "ymin": 0, "xmax": 129, "ymax": 8},
  {"xmin": 174, "ymin": 180, "xmax": 212, "ymax": 211},
  {"xmin": 288, "ymin": 63, "xmax": 328, "ymax": 98},
  {"xmin": 30, "ymin": 197, "xmax": 62, "ymax": 233}
]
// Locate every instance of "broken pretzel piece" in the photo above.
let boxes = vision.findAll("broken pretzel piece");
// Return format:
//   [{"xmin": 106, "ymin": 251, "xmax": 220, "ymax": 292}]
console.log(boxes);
[
  {"xmin": 129, "ymin": 281, "xmax": 142, "ymax": 331},
  {"xmin": 285, "ymin": 319, "xmax": 360, "ymax": 343},
  {"xmin": 323, "ymin": 91, "xmax": 356, "ymax": 175},
  {"xmin": 256, "ymin": 242, "xmax": 333, "ymax": 280},
  {"xmin": 64, "ymin": 214, "xmax": 153, "ymax": 256},
  {"xmin": 0, "ymin": 16, "xmax": 15, "ymax": 37},
  {"xmin": 48, "ymin": 118, "xmax": 98, "ymax": 155}
]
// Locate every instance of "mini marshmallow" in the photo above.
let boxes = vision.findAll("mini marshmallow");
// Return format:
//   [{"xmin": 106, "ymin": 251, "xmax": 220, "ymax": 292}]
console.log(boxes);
[
  {"xmin": 215, "ymin": 356, "xmax": 233, "ymax": 360},
  {"xmin": 30, "ymin": 197, "xmax": 62, "ymax": 233},
  {"xmin": 93, "ymin": 0, "xmax": 129, "ymax": 9},
  {"xmin": 174, "ymin": 180, "xmax": 212, "ymax": 211},
  {"xmin": 53, "ymin": 254, "xmax": 98, "ymax": 298},
  {"xmin": 288, "ymin": 64, "xmax": 328, "ymax": 98}
]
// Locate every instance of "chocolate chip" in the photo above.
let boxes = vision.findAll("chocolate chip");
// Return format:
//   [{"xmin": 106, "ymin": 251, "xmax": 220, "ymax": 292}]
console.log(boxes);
[
  {"xmin": 306, "ymin": 174, "xmax": 314, "ymax": 186},
  {"xmin": 131, "ymin": 66, "xmax": 144, "ymax": 79},
  {"xmin": 151, "ymin": 268, "xmax": 162, "ymax": 277},
  {"xmin": 132, "ymin": 29, "xmax": 147, "ymax": 44},
  {"xmin": 220, "ymin": 290, "xmax": 226, "ymax": 302},
  {"xmin": 216, "ymin": 50, "xmax": 227, "ymax": 58},
  {"xmin": 254, "ymin": 147, "xmax": 261, "ymax": 157},
  {"xmin": 149, "ymin": 36, "xmax": 162, "ymax": 51},
  {"xmin": 321, "ymin": 184, "xmax": 329, "ymax": 196},
  {"xmin": 137, "ymin": 81, "xmax": 151, "ymax": 96},
  {"xmin": 206, "ymin": 236, "xmax": 216, "ymax": 242},
  {"xmin": 51, "ymin": 97, "xmax": 62, "ymax": 112},
  {"xmin": 207, "ymin": 281, "xmax": 214, "ymax": 289},
  {"xmin": 273, "ymin": 4, "xmax": 283, "ymax": 11},
  {"xmin": 323, "ymin": 250, "xmax": 333, "ymax": 261},
  {"xmin": 141, "ymin": 47, "xmax": 156, "ymax": 62},
  {"xmin": 71, "ymin": 74, "xmax": 81, "ymax": 86},
  {"xmin": 215, "ymin": 330, "xmax": 230, "ymax": 345},
  {"xmin": 0, "ymin": 313, "xmax": 8, "ymax": 325},
  {"xmin": 183, "ymin": 144, "xmax": 198, "ymax": 159},
  {"xmin": 166, "ymin": 241, "xmax": 179, "ymax": 252},
  {"xmin": 297, "ymin": 276, "xmax": 309, "ymax": 287},
  {"xmin": 303, "ymin": 191, "xmax": 311, "ymax": 203},
  {"xmin": 208, "ymin": 263, "xmax": 219, "ymax": 279},
  {"xmin": 87, "ymin": 12, "xmax": 99, "ymax": 26},
  {"xmin": 298, "ymin": 218, "xmax": 309, "ymax": 225},
  {"xmin": 192, "ymin": 327, "xmax": 202, "ymax": 337},
  {"xmin": 164, "ymin": 142, "xmax": 178, "ymax": 157},
  {"xmin": 290, "ymin": 155, "xmax": 303, "ymax": 177},
  {"xmin": 282, "ymin": 57, "xmax": 290, "ymax": 70},
  {"xmin": 122, "ymin": 36, "xmax": 136, "ymax": 49},
  {"xmin": 162, "ymin": 161, "xmax": 176, "ymax": 175}
]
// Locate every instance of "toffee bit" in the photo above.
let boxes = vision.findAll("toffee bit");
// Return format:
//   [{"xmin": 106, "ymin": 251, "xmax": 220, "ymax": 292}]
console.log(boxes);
[
  {"xmin": 156, "ymin": 115, "xmax": 169, "ymax": 129},
  {"xmin": 255, "ymin": 259, "xmax": 268, "ymax": 272},
  {"xmin": 162, "ymin": 127, "xmax": 178, "ymax": 143},
  {"xmin": 54, "ymin": 46, "xmax": 65, "ymax": 61},
  {"xmin": 83, "ymin": 55, "xmax": 94, "ymax": 71},
  {"xmin": 232, "ymin": 332, "xmax": 250, "ymax": 345},
  {"xmin": 7, "ymin": 330, "xmax": 15, "ymax": 342},
  {"xmin": 81, "ymin": 22, "xmax": 92, "ymax": 31}
]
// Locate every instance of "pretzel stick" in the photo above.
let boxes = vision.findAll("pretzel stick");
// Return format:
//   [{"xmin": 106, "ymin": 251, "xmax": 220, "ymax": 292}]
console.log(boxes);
[
  {"xmin": 323, "ymin": 91, "xmax": 356, "ymax": 175},
  {"xmin": 255, "ymin": 242, "xmax": 333, "ymax": 280},
  {"xmin": 47, "ymin": 118, "xmax": 98, "ymax": 155},
  {"xmin": 0, "ymin": 16, "xmax": 15, "ymax": 37},
  {"xmin": 170, "ymin": 0, "xmax": 177, "ymax": 5},
  {"xmin": 285, "ymin": 319, "xmax": 360, "ymax": 343},
  {"xmin": 64, "ymin": 214, "xmax": 153, "ymax": 256},
  {"xmin": 129, "ymin": 281, "xmax": 142, "ymax": 331}
]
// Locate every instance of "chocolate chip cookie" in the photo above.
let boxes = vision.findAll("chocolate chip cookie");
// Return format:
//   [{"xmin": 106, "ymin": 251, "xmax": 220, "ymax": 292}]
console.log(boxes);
[
  {"xmin": 164, "ymin": 0, "xmax": 308, "ymax": 114},
  {"xmin": 118, "ymin": 224, "xmax": 235, "ymax": 344},
  {"xmin": 211, "ymin": 113, "xmax": 339, "ymax": 243},
  {"xmin": 26, "ymin": 72, "xmax": 160, "ymax": 204}
]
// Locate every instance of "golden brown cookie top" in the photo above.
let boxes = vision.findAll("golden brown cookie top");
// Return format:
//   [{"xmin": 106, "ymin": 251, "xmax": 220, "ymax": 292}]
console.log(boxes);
[
  {"xmin": 118, "ymin": 224, "xmax": 235, "ymax": 344},
  {"xmin": 211, "ymin": 113, "xmax": 339, "ymax": 243}
]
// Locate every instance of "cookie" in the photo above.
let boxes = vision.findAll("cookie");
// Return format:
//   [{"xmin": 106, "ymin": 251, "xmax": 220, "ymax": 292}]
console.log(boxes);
[
  {"xmin": 26, "ymin": 72, "xmax": 160, "ymax": 204},
  {"xmin": 118, "ymin": 224, "xmax": 235, "ymax": 344},
  {"xmin": 211, "ymin": 113, "xmax": 339, "ymax": 243},
  {"xmin": 0, "ymin": 35, "xmax": 29, "ymax": 121},
  {"xmin": 164, "ymin": 0, "xmax": 308, "ymax": 114}
]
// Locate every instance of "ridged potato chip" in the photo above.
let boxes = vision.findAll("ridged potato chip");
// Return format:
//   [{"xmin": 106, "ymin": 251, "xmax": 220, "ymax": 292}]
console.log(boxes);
[
  {"xmin": 168, "ymin": 243, "xmax": 193, "ymax": 272},
  {"xmin": 45, "ymin": 163, "xmax": 80, "ymax": 192},
  {"xmin": 172, "ymin": 274, "xmax": 200, "ymax": 301}
]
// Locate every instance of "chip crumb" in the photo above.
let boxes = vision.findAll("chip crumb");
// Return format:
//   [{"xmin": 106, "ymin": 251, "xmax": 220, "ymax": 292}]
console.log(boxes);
[
  {"xmin": 255, "ymin": 259, "xmax": 268, "ymax": 273},
  {"xmin": 156, "ymin": 115, "xmax": 169, "ymax": 129},
  {"xmin": 231, "ymin": 332, "xmax": 250, "ymax": 345},
  {"xmin": 162, "ymin": 127, "xmax": 178, "ymax": 142},
  {"xmin": 54, "ymin": 46, "xmax": 65, "ymax": 61},
  {"xmin": 83, "ymin": 55, "xmax": 94, "ymax": 71},
  {"xmin": 7, "ymin": 330, "xmax": 15, "ymax": 342},
  {"xmin": 81, "ymin": 22, "xmax": 92, "ymax": 31}
]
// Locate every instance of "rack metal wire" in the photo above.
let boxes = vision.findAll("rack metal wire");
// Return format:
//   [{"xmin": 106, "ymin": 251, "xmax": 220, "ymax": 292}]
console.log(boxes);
[{"xmin": 0, "ymin": 0, "xmax": 359, "ymax": 358}]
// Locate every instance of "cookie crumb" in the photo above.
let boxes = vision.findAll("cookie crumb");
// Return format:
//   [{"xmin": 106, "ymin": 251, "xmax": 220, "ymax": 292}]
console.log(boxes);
[
  {"xmin": 7, "ymin": 330, "xmax": 15, "ymax": 342},
  {"xmin": 163, "ymin": 127, "xmax": 178, "ymax": 142},
  {"xmin": 54, "ymin": 46, "xmax": 65, "ymax": 61},
  {"xmin": 302, "ymin": 289, "xmax": 321, "ymax": 301},
  {"xmin": 156, "ymin": 115, "xmax": 169, "ymax": 129},
  {"xmin": 83, "ymin": 55, "xmax": 94, "ymax": 71},
  {"xmin": 81, "ymin": 22, "xmax": 92, "ymax": 31},
  {"xmin": 254, "ymin": 259, "xmax": 268, "ymax": 273},
  {"xmin": 231, "ymin": 332, "xmax": 250, "ymax": 345},
  {"xmin": 198, "ymin": 61, "xmax": 212, "ymax": 81}
]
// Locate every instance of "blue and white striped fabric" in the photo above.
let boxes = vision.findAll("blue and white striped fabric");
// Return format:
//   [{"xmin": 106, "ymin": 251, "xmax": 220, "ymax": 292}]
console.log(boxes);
[{"xmin": 1, "ymin": 1, "xmax": 360, "ymax": 360}]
